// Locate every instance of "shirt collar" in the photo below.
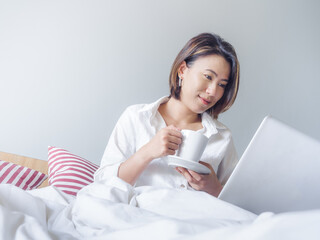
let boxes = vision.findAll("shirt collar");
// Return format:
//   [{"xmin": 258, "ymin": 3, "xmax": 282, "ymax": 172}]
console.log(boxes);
[
  {"xmin": 139, "ymin": 96, "xmax": 170, "ymax": 115},
  {"xmin": 139, "ymin": 96, "xmax": 226, "ymax": 137},
  {"xmin": 201, "ymin": 112, "xmax": 227, "ymax": 138},
  {"xmin": 139, "ymin": 96, "xmax": 170, "ymax": 135}
]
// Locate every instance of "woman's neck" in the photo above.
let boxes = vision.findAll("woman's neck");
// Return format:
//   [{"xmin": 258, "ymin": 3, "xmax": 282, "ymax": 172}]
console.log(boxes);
[{"xmin": 158, "ymin": 97, "xmax": 202, "ymax": 130}]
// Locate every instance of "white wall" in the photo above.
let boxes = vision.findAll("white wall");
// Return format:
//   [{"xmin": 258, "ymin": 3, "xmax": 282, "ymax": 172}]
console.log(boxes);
[{"xmin": 1, "ymin": 0, "xmax": 319, "ymax": 164}]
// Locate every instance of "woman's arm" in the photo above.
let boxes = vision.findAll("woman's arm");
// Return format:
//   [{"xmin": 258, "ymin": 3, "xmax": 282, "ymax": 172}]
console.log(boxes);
[{"xmin": 118, "ymin": 125, "xmax": 182, "ymax": 185}]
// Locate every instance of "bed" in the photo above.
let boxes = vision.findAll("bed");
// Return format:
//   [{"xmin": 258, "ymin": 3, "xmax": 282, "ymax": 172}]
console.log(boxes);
[{"xmin": 1, "ymin": 148, "xmax": 320, "ymax": 240}]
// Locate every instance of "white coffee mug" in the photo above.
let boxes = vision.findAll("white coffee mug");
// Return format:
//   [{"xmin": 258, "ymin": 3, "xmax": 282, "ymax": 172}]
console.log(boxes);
[{"xmin": 176, "ymin": 130, "xmax": 209, "ymax": 162}]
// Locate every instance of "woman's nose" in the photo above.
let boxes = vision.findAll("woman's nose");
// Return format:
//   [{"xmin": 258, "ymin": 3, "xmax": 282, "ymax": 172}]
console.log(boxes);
[{"xmin": 206, "ymin": 84, "xmax": 217, "ymax": 96}]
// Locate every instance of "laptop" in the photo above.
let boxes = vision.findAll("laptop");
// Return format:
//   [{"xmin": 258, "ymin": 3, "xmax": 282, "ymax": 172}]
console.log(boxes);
[{"xmin": 218, "ymin": 115, "xmax": 320, "ymax": 214}]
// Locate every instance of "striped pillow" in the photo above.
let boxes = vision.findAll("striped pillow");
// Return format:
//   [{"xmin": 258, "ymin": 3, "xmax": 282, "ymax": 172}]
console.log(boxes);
[
  {"xmin": 48, "ymin": 146, "xmax": 99, "ymax": 196},
  {"xmin": 0, "ymin": 160, "xmax": 47, "ymax": 190}
]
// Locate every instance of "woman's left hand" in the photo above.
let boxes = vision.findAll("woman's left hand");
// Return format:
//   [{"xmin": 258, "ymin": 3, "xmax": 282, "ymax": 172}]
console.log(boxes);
[{"xmin": 176, "ymin": 161, "xmax": 222, "ymax": 197}]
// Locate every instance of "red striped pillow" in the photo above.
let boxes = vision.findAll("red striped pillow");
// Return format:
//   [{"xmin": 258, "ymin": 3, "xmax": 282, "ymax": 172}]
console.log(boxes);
[
  {"xmin": 48, "ymin": 146, "xmax": 99, "ymax": 196},
  {"xmin": 0, "ymin": 160, "xmax": 47, "ymax": 190}
]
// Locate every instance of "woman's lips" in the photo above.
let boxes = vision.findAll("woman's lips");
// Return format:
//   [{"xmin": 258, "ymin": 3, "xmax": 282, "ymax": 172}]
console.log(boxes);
[{"xmin": 199, "ymin": 96, "xmax": 211, "ymax": 105}]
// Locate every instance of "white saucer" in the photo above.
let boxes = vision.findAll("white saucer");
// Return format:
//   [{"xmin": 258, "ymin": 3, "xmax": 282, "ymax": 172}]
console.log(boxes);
[{"xmin": 164, "ymin": 155, "xmax": 211, "ymax": 175}]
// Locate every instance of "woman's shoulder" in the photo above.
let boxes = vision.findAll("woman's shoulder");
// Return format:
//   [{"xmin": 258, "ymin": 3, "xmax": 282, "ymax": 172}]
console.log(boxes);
[
  {"xmin": 124, "ymin": 103, "xmax": 147, "ymax": 113},
  {"xmin": 122, "ymin": 97, "xmax": 169, "ymax": 116},
  {"xmin": 119, "ymin": 102, "xmax": 154, "ymax": 123},
  {"xmin": 114, "ymin": 104, "xmax": 147, "ymax": 131},
  {"xmin": 118, "ymin": 104, "xmax": 146, "ymax": 122}
]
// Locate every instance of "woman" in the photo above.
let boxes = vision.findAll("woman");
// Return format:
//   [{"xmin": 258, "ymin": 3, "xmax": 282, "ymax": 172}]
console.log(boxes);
[{"xmin": 95, "ymin": 33, "xmax": 240, "ymax": 197}]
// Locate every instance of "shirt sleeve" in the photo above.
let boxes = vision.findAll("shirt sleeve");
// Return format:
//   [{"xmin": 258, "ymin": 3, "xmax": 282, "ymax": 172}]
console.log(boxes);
[
  {"xmin": 216, "ymin": 136, "xmax": 239, "ymax": 185},
  {"xmin": 94, "ymin": 107, "xmax": 136, "ymax": 182}
]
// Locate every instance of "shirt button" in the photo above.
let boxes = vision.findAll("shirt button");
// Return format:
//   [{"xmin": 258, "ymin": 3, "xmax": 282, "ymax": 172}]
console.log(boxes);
[{"xmin": 180, "ymin": 184, "xmax": 185, "ymax": 188}]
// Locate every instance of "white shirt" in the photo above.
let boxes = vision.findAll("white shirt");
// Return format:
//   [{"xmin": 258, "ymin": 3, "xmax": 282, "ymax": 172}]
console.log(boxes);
[{"xmin": 94, "ymin": 97, "xmax": 238, "ymax": 190}]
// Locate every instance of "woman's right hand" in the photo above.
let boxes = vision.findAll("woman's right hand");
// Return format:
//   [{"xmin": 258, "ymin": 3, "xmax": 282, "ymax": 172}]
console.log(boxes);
[
  {"xmin": 144, "ymin": 125, "xmax": 182, "ymax": 160},
  {"xmin": 118, "ymin": 125, "xmax": 182, "ymax": 185}
]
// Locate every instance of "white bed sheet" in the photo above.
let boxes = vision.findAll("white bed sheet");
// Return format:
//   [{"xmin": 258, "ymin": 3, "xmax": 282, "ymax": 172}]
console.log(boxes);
[{"xmin": 1, "ymin": 177, "xmax": 320, "ymax": 240}]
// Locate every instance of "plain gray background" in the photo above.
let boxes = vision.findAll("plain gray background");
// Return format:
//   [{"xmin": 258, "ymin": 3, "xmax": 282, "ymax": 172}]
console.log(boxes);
[{"xmin": 1, "ymin": 0, "xmax": 319, "ymax": 164}]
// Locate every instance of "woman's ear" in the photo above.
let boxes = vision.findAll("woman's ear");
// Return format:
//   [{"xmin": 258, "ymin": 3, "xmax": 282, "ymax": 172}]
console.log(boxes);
[{"xmin": 178, "ymin": 61, "xmax": 188, "ymax": 78}]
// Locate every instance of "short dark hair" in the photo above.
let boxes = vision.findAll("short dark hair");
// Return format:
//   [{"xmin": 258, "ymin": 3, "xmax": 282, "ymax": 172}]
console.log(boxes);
[{"xmin": 169, "ymin": 33, "xmax": 240, "ymax": 119}]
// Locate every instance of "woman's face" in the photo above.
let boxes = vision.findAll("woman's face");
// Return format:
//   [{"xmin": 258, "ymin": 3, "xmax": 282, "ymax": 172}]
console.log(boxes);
[{"xmin": 179, "ymin": 54, "xmax": 231, "ymax": 114}]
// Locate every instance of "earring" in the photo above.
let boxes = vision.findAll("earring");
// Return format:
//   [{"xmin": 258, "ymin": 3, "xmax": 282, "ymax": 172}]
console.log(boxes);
[{"xmin": 178, "ymin": 77, "xmax": 182, "ymax": 87}]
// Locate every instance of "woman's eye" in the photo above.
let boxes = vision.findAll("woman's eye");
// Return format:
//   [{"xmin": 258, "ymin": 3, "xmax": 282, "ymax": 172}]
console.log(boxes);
[
  {"xmin": 204, "ymin": 74, "xmax": 212, "ymax": 80},
  {"xmin": 219, "ymin": 83, "xmax": 227, "ymax": 89}
]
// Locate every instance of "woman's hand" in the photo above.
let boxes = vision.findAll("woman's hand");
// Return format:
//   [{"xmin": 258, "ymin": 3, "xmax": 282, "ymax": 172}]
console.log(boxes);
[
  {"xmin": 176, "ymin": 162, "xmax": 223, "ymax": 197},
  {"xmin": 143, "ymin": 125, "xmax": 182, "ymax": 160},
  {"xmin": 119, "ymin": 125, "xmax": 181, "ymax": 185}
]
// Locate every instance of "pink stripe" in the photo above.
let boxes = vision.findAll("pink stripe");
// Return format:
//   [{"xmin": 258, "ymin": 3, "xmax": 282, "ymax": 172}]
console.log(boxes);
[
  {"xmin": 49, "ymin": 166, "xmax": 94, "ymax": 180},
  {"xmin": 48, "ymin": 151, "xmax": 98, "ymax": 168},
  {"xmin": 0, "ymin": 161, "xmax": 10, "ymax": 171},
  {"xmin": 7, "ymin": 166, "xmax": 24, "ymax": 184},
  {"xmin": 49, "ymin": 160, "xmax": 97, "ymax": 175},
  {"xmin": 53, "ymin": 184, "xmax": 82, "ymax": 190},
  {"xmin": 49, "ymin": 155, "xmax": 98, "ymax": 170},
  {"xmin": 29, "ymin": 173, "xmax": 47, "ymax": 189},
  {"xmin": 48, "ymin": 146, "xmax": 57, "ymax": 152},
  {"xmin": 49, "ymin": 165, "xmax": 95, "ymax": 181},
  {"xmin": 51, "ymin": 172, "xmax": 93, "ymax": 183},
  {"xmin": 50, "ymin": 178, "xmax": 92, "ymax": 186},
  {"xmin": 49, "ymin": 151, "xmax": 76, "ymax": 160},
  {"xmin": 48, "ymin": 150, "xmax": 69, "ymax": 160},
  {"xmin": 49, "ymin": 164, "xmax": 95, "ymax": 177},
  {"xmin": 49, "ymin": 159, "xmax": 97, "ymax": 174},
  {"xmin": 0, "ymin": 164, "xmax": 16, "ymax": 183},
  {"xmin": 66, "ymin": 167, "xmax": 95, "ymax": 179},
  {"xmin": 22, "ymin": 171, "xmax": 38, "ymax": 190},
  {"xmin": 49, "ymin": 155, "xmax": 98, "ymax": 169},
  {"xmin": 62, "ymin": 190, "xmax": 77, "ymax": 196},
  {"xmin": 48, "ymin": 146, "xmax": 64, "ymax": 152},
  {"xmin": 48, "ymin": 149, "xmax": 68, "ymax": 157},
  {"xmin": 16, "ymin": 168, "xmax": 32, "ymax": 187}
]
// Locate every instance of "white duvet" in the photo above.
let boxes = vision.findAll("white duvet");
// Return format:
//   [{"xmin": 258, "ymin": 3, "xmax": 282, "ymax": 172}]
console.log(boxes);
[{"xmin": 1, "ymin": 177, "xmax": 319, "ymax": 240}]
